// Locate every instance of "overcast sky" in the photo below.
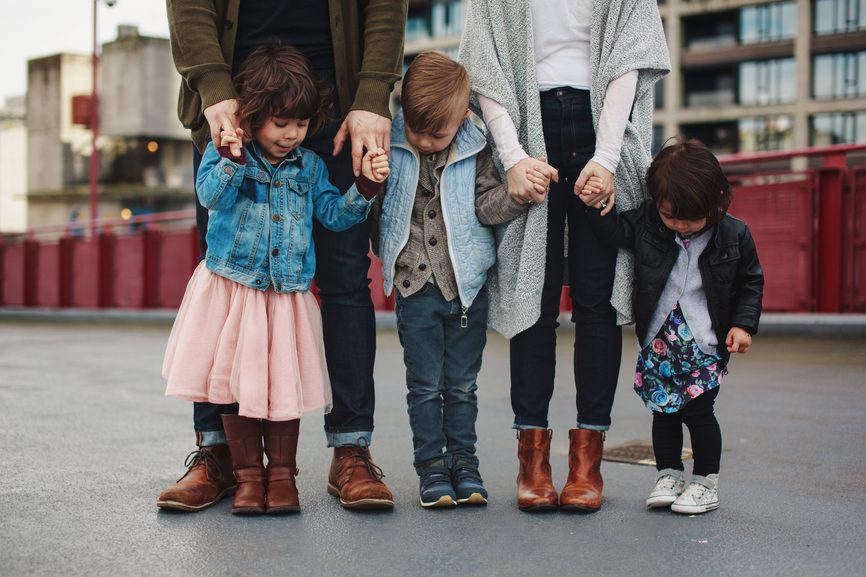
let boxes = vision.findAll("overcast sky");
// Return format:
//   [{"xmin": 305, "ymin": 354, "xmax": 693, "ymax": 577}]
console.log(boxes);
[{"xmin": 3, "ymin": 1, "xmax": 171, "ymax": 104}]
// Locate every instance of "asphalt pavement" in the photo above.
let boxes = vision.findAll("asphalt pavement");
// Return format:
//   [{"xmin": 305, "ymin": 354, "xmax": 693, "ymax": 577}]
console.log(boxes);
[{"xmin": 0, "ymin": 315, "xmax": 864, "ymax": 576}]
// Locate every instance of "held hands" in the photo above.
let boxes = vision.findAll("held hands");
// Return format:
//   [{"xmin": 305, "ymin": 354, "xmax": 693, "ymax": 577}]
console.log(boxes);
[
  {"xmin": 361, "ymin": 148, "xmax": 390, "ymax": 183},
  {"xmin": 333, "ymin": 110, "xmax": 392, "ymax": 177},
  {"xmin": 726, "ymin": 327, "xmax": 752, "ymax": 354},
  {"xmin": 220, "ymin": 128, "xmax": 244, "ymax": 154},
  {"xmin": 205, "ymin": 99, "xmax": 241, "ymax": 156},
  {"xmin": 507, "ymin": 157, "xmax": 559, "ymax": 204},
  {"xmin": 575, "ymin": 160, "xmax": 615, "ymax": 216}
]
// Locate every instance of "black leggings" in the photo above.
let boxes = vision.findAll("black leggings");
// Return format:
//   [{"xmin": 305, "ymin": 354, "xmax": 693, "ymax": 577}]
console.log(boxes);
[{"xmin": 652, "ymin": 387, "xmax": 721, "ymax": 477}]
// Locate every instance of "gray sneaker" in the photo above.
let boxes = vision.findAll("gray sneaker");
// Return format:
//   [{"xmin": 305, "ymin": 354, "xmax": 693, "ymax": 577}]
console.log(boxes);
[
  {"xmin": 671, "ymin": 473, "xmax": 719, "ymax": 514},
  {"xmin": 646, "ymin": 468, "xmax": 685, "ymax": 508}
]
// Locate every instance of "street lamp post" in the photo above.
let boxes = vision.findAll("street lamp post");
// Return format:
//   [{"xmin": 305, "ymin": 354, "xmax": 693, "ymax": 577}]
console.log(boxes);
[{"xmin": 89, "ymin": 0, "xmax": 117, "ymax": 232}]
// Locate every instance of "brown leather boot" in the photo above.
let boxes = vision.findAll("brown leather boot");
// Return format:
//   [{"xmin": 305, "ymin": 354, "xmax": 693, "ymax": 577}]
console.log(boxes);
[
  {"xmin": 157, "ymin": 444, "xmax": 237, "ymax": 512},
  {"xmin": 327, "ymin": 441, "xmax": 394, "ymax": 509},
  {"xmin": 262, "ymin": 419, "xmax": 300, "ymax": 515},
  {"xmin": 516, "ymin": 429, "xmax": 558, "ymax": 511},
  {"xmin": 559, "ymin": 428, "xmax": 605, "ymax": 512},
  {"xmin": 221, "ymin": 414, "xmax": 265, "ymax": 515}
]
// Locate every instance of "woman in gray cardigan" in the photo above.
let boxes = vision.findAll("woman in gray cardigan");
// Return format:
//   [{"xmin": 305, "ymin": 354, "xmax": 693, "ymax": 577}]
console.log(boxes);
[{"xmin": 459, "ymin": 0, "xmax": 669, "ymax": 512}]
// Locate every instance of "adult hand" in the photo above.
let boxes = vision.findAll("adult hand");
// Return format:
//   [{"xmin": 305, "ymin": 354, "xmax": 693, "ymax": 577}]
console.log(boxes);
[
  {"xmin": 507, "ymin": 157, "xmax": 558, "ymax": 204},
  {"xmin": 204, "ymin": 99, "xmax": 240, "ymax": 156},
  {"xmin": 333, "ymin": 110, "xmax": 392, "ymax": 176},
  {"xmin": 574, "ymin": 160, "xmax": 615, "ymax": 215}
]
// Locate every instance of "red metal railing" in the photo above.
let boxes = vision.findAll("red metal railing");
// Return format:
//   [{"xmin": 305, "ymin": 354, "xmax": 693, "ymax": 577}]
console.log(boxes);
[{"xmin": 2, "ymin": 144, "xmax": 865, "ymax": 314}]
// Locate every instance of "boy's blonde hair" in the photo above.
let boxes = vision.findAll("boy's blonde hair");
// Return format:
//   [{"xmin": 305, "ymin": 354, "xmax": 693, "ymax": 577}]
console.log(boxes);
[{"xmin": 401, "ymin": 51, "xmax": 470, "ymax": 134}]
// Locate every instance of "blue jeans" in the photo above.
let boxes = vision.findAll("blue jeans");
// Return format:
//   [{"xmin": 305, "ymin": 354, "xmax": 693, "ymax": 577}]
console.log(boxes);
[
  {"xmin": 395, "ymin": 283, "xmax": 487, "ymax": 473},
  {"xmin": 509, "ymin": 88, "xmax": 622, "ymax": 432},
  {"xmin": 191, "ymin": 69, "xmax": 376, "ymax": 448}
]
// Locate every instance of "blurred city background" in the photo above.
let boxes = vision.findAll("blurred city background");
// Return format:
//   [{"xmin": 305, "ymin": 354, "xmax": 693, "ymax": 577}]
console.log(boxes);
[{"xmin": 0, "ymin": 0, "xmax": 864, "ymax": 316}]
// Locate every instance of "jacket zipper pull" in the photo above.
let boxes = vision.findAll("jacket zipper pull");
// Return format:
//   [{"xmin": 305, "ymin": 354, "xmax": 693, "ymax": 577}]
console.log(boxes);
[{"xmin": 461, "ymin": 305, "xmax": 468, "ymax": 328}]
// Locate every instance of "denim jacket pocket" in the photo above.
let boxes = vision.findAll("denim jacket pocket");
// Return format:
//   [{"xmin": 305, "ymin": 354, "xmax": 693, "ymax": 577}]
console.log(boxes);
[{"xmin": 286, "ymin": 179, "xmax": 309, "ymax": 219}]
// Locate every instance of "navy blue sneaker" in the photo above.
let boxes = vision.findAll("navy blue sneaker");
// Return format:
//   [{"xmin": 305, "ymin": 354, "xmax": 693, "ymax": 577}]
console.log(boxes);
[
  {"xmin": 419, "ymin": 462, "xmax": 457, "ymax": 508},
  {"xmin": 450, "ymin": 461, "xmax": 488, "ymax": 505}
]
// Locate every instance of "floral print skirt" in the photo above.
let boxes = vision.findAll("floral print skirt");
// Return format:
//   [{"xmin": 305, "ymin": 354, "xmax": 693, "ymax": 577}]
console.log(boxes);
[{"xmin": 634, "ymin": 302, "xmax": 723, "ymax": 413}]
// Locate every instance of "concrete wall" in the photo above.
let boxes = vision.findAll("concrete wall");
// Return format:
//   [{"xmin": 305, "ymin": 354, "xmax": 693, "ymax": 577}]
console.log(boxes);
[{"xmin": 0, "ymin": 97, "xmax": 27, "ymax": 232}]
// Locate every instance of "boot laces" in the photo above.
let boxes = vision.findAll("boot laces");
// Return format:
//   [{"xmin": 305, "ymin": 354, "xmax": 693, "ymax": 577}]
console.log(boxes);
[
  {"xmin": 344, "ymin": 438, "xmax": 385, "ymax": 481},
  {"xmin": 182, "ymin": 448, "xmax": 225, "ymax": 481}
]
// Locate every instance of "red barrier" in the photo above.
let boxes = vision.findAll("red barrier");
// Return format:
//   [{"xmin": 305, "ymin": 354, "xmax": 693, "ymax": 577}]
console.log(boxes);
[
  {"xmin": 113, "ymin": 234, "xmax": 146, "ymax": 308},
  {"xmin": 2, "ymin": 243, "xmax": 25, "ymax": 305},
  {"xmin": 35, "ymin": 242, "xmax": 61, "ymax": 307}
]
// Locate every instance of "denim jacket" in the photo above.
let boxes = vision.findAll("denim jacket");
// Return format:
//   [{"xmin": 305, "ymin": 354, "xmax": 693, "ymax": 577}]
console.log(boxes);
[{"xmin": 197, "ymin": 141, "xmax": 374, "ymax": 293}]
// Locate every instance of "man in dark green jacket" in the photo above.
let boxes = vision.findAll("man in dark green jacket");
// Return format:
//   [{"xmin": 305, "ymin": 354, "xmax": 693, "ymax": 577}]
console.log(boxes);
[{"xmin": 157, "ymin": 0, "xmax": 407, "ymax": 512}]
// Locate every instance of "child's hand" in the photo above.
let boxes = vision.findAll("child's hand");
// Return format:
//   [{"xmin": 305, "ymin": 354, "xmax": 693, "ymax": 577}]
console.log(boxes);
[
  {"xmin": 578, "ymin": 176, "xmax": 609, "ymax": 209},
  {"xmin": 726, "ymin": 327, "xmax": 752, "ymax": 354},
  {"xmin": 361, "ymin": 148, "xmax": 390, "ymax": 183},
  {"xmin": 525, "ymin": 157, "xmax": 556, "ymax": 200},
  {"xmin": 220, "ymin": 128, "xmax": 244, "ymax": 155}
]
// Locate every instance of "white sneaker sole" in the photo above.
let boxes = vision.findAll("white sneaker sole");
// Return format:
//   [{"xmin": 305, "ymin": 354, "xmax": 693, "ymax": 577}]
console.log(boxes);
[
  {"xmin": 646, "ymin": 495, "xmax": 677, "ymax": 508},
  {"xmin": 671, "ymin": 501, "xmax": 719, "ymax": 514}
]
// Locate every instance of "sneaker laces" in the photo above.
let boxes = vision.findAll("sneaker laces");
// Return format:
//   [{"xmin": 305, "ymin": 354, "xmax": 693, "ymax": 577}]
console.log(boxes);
[
  {"xmin": 681, "ymin": 482, "xmax": 708, "ymax": 501},
  {"xmin": 181, "ymin": 447, "xmax": 225, "ymax": 481},
  {"xmin": 656, "ymin": 474, "xmax": 679, "ymax": 491},
  {"xmin": 343, "ymin": 438, "xmax": 386, "ymax": 481}
]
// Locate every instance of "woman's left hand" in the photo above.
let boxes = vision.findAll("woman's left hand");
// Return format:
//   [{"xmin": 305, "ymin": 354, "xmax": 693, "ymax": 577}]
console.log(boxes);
[{"xmin": 575, "ymin": 160, "xmax": 615, "ymax": 215}]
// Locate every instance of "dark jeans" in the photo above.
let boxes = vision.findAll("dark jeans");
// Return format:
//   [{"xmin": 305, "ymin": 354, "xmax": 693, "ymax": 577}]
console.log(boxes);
[
  {"xmin": 652, "ymin": 387, "xmax": 721, "ymax": 477},
  {"xmin": 509, "ymin": 88, "xmax": 622, "ymax": 431},
  {"xmin": 191, "ymin": 69, "xmax": 376, "ymax": 445},
  {"xmin": 395, "ymin": 283, "xmax": 487, "ymax": 473}
]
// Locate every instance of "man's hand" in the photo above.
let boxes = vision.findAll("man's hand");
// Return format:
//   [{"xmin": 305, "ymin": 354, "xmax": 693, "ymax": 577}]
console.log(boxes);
[
  {"xmin": 333, "ymin": 110, "xmax": 392, "ymax": 176},
  {"xmin": 726, "ymin": 327, "xmax": 752, "ymax": 354},
  {"xmin": 204, "ymin": 99, "xmax": 240, "ymax": 156},
  {"xmin": 574, "ymin": 160, "xmax": 615, "ymax": 215}
]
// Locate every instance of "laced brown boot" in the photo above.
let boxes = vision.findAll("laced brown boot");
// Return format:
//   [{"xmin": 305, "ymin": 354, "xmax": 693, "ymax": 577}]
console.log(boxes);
[
  {"xmin": 221, "ymin": 414, "xmax": 265, "ymax": 515},
  {"xmin": 262, "ymin": 419, "xmax": 300, "ymax": 514},
  {"xmin": 559, "ymin": 428, "xmax": 605, "ymax": 512},
  {"xmin": 157, "ymin": 444, "xmax": 236, "ymax": 512},
  {"xmin": 327, "ymin": 440, "xmax": 394, "ymax": 509},
  {"xmin": 516, "ymin": 429, "xmax": 558, "ymax": 511}
]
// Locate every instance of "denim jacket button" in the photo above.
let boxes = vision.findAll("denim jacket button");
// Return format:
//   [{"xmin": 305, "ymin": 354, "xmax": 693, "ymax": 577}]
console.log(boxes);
[
  {"xmin": 272, "ymin": 214, "xmax": 281, "ymax": 222},
  {"xmin": 274, "ymin": 180, "xmax": 282, "ymax": 187},
  {"xmin": 255, "ymin": 280, "xmax": 262, "ymax": 285},
  {"xmin": 277, "ymin": 284, "xmax": 282, "ymax": 290},
  {"xmin": 272, "ymin": 248, "xmax": 280, "ymax": 257},
  {"xmin": 223, "ymin": 165, "xmax": 232, "ymax": 175},
  {"xmin": 258, "ymin": 171, "xmax": 267, "ymax": 179}
]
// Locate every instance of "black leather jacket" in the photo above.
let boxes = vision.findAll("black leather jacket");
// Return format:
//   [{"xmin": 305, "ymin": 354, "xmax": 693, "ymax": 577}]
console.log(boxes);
[{"xmin": 586, "ymin": 200, "xmax": 764, "ymax": 368}]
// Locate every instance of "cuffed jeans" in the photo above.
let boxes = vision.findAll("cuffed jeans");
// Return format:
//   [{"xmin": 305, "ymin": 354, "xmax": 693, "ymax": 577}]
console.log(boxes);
[
  {"xmin": 395, "ymin": 283, "xmax": 487, "ymax": 473},
  {"xmin": 510, "ymin": 88, "xmax": 622, "ymax": 432},
  {"xmin": 190, "ymin": 68, "xmax": 376, "ymax": 449}
]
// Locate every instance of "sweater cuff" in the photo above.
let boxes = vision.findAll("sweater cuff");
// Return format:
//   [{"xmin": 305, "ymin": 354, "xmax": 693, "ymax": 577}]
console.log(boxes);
[
  {"xmin": 349, "ymin": 78, "xmax": 394, "ymax": 119},
  {"xmin": 216, "ymin": 146, "xmax": 246, "ymax": 165},
  {"xmin": 355, "ymin": 174, "xmax": 383, "ymax": 201},
  {"xmin": 197, "ymin": 69, "xmax": 236, "ymax": 111}
]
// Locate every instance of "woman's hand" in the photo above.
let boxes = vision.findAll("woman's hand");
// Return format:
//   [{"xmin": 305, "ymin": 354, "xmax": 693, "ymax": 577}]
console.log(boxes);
[
  {"xmin": 575, "ymin": 160, "xmax": 615, "ymax": 215},
  {"xmin": 507, "ymin": 157, "xmax": 559, "ymax": 204},
  {"xmin": 361, "ymin": 148, "xmax": 390, "ymax": 183}
]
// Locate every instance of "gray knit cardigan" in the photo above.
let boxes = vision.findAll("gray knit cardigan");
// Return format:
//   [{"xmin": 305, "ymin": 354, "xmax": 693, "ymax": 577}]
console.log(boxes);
[{"xmin": 458, "ymin": 0, "xmax": 670, "ymax": 338}]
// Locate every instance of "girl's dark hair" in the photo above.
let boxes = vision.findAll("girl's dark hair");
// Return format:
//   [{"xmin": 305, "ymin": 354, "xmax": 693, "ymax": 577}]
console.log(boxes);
[
  {"xmin": 646, "ymin": 136, "xmax": 733, "ymax": 227},
  {"xmin": 233, "ymin": 44, "xmax": 332, "ymax": 138}
]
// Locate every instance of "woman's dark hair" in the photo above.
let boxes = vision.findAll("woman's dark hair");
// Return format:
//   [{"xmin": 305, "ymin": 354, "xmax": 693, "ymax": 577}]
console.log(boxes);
[
  {"xmin": 646, "ymin": 136, "xmax": 733, "ymax": 227},
  {"xmin": 233, "ymin": 44, "xmax": 332, "ymax": 138}
]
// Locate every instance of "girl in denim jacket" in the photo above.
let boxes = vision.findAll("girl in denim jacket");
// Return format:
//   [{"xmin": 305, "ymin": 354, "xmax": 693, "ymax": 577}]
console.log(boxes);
[
  {"xmin": 162, "ymin": 45, "xmax": 388, "ymax": 516},
  {"xmin": 579, "ymin": 137, "xmax": 764, "ymax": 515}
]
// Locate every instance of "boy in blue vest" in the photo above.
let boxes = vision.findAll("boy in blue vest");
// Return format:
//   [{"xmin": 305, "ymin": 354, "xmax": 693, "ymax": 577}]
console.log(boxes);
[{"xmin": 371, "ymin": 51, "xmax": 553, "ymax": 507}]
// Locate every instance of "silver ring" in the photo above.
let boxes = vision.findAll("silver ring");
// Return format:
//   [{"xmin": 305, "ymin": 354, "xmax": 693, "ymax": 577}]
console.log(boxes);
[{"xmin": 599, "ymin": 200, "xmax": 607, "ymax": 209}]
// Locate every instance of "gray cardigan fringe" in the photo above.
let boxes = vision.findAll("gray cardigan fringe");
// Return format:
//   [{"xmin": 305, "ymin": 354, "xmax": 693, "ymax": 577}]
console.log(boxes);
[{"xmin": 458, "ymin": 0, "xmax": 670, "ymax": 338}]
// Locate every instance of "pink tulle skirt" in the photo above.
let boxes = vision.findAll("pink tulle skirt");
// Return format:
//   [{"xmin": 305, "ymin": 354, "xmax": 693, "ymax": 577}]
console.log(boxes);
[{"xmin": 163, "ymin": 263, "xmax": 332, "ymax": 420}]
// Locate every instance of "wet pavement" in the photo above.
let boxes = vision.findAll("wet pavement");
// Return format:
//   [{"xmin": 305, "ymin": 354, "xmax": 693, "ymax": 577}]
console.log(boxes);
[{"xmin": 0, "ymin": 317, "xmax": 864, "ymax": 576}]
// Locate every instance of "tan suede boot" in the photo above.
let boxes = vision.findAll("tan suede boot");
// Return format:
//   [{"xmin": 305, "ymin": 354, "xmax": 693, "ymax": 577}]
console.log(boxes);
[
  {"xmin": 559, "ymin": 428, "xmax": 605, "ymax": 512},
  {"xmin": 221, "ymin": 414, "xmax": 265, "ymax": 515},
  {"xmin": 156, "ymin": 443, "xmax": 236, "ymax": 512},
  {"xmin": 262, "ymin": 419, "xmax": 300, "ymax": 514},
  {"xmin": 516, "ymin": 429, "xmax": 558, "ymax": 511}
]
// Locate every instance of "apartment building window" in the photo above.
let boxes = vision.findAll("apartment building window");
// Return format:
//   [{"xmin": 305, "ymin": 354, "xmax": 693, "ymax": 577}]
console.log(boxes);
[
  {"xmin": 740, "ymin": 58, "xmax": 796, "ymax": 105},
  {"xmin": 815, "ymin": 0, "xmax": 866, "ymax": 34},
  {"xmin": 681, "ymin": 122, "xmax": 739, "ymax": 155},
  {"xmin": 405, "ymin": 0, "xmax": 465, "ymax": 42},
  {"xmin": 813, "ymin": 52, "xmax": 866, "ymax": 98},
  {"xmin": 810, "ymin": 111, "xmax": 866, "ymax": 144},
  {"xmin": 651, "ymin": 126, "xmax": 664, "ymax": 156},
  {"xmin": 684, "ymin": 68, "xmax": 737, "ymax": 107},
  {"xmin": 739, "ymin": 115, "xmax": 794, "ymax": 151},
  {"xmin": 741, "ymin": 2, "xmax": 797, "ymax": 44}
]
